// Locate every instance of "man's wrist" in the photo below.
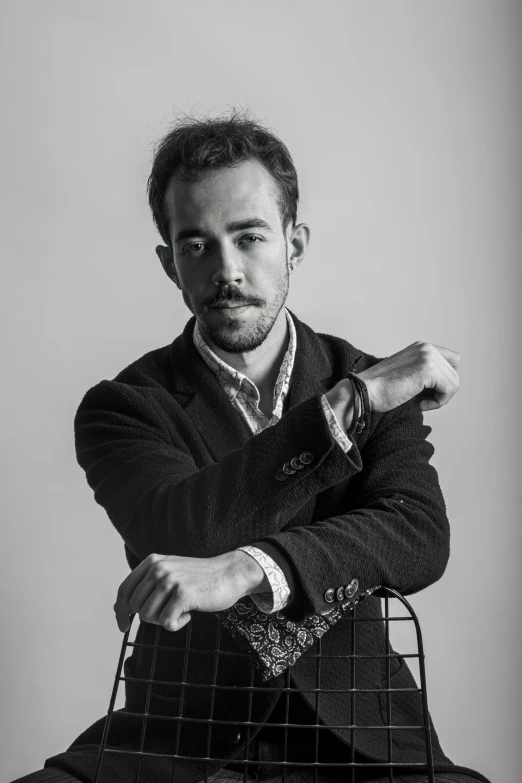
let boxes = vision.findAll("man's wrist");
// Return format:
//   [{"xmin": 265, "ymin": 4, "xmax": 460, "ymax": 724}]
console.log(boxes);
[
  {"xmin": 325, "ymin": 379, "xmax": 356, "ymax": 431},
  {"xmin": 229, "ymin": 549, "xmax": 271, "ymax": 598}
]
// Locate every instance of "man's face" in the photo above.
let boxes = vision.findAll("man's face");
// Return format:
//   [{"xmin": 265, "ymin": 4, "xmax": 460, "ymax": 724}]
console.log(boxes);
[{"xmin": 158, "ymin": 159, "xmax": 297, "ymax": 353}]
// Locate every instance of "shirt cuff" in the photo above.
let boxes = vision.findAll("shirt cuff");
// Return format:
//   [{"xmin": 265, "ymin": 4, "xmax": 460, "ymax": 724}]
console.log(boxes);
[
  {"xmin": 237, "ymin": 545, "xmax": 291, "ymax": 614},
  {"xmin": 320, "ymin": 393, "xmax": 353, "ymax": 453}
]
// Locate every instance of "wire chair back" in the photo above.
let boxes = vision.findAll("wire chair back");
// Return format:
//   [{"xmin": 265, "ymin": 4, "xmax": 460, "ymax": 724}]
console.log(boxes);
[{"xmin": 93, "ymin": 587, "xmax": 435, "ymax": 783}]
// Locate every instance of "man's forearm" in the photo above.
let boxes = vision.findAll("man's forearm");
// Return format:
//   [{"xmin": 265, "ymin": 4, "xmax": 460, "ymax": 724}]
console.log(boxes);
[{"xmin": 75, "ymin": 385, "xmax": 362, "ymax": 562}]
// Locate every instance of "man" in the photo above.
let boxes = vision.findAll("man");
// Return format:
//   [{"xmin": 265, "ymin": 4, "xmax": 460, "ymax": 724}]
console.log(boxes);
[{"xmin": 13, "ymin": 111, "xmax": 491, "ymax": 783}]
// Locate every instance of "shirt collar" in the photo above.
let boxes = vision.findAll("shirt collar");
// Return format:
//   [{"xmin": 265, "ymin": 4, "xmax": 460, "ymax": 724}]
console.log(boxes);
[{"xmin": 193, "ymin": 307, "xmax": 297, "ymax": 413}]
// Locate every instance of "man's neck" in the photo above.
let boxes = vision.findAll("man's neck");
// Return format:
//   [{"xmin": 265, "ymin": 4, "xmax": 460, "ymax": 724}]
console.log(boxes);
[{"xmin": 204, "ymin": 307, "xmax": 289, "ymax": 394}]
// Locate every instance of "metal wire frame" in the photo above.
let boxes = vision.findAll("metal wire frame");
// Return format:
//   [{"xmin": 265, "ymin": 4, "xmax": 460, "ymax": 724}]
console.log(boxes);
[{"xmin": 93, "ymin": 587, "xmax": 435, "ymax": 783}]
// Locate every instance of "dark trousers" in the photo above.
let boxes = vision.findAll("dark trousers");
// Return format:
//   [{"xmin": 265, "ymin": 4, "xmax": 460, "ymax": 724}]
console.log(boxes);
[
  {"xmin": 11, "ymin": 691, "xmax": 489, "ymax": 783},
  {"xmin": 221, "ymin": 687, "xmax": 486, "ymax": 783},
  {"xmin": 11, "ymin": 729, "xmax": 489, "ymax": 783},
  {"xmin": 9, "ymin": 765, "xmax": 488, "ymax": 783}
]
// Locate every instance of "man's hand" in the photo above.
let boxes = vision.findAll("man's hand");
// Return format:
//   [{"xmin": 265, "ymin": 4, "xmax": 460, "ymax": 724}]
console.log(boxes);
[
  {"xmin": 113, "ymin": 550, "xmax": 266, "ymax": 633},
  {"xmin": 358, "ymin": 341, "xmax": 461, "ymax": 413},
  {"xmin": 326, "ymin": 341, "xmax": 461, "ymax": 427}
]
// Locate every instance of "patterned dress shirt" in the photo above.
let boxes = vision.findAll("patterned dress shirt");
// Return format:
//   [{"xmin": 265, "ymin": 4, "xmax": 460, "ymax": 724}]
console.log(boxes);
[{"xmin": 193, "ymin": 307, "xmax": 352, "ymax": 615}]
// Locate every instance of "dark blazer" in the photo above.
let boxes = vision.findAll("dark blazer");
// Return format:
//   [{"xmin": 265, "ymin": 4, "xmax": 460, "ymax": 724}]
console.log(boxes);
[{"xmin": 44, "ymin": 311, "xmax": 488, "ymax": 783}]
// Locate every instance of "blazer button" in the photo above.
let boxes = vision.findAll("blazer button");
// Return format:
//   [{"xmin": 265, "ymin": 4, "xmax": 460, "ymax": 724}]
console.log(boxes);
[
  {"xmin": 324, "ymin": 587, "xmax": 335, "ymax": 603},
  {"xmin": 336, "ymin": 586, "xmax": 345, "ymax": 601},
  {"xmin": 228, "ymin": 729, "xmax": 242, "ymax": 747},
  {"xmin": 290, "ymin": 457, "xmax": 304, "ymax": 470},
  {"xmin": 275, "ymin": 469, "xmax": 288, "ymax": 481},
  {"xmin": 283, "ymin": 462, "xmax": 297, "ymax": 474},
  {"xmin": 299, "ymin": 451, "xmax": 314, "ymax": 465},
  {"xmin": 344, "ymin": 579, "xmax": 359, "ymax": 599}
]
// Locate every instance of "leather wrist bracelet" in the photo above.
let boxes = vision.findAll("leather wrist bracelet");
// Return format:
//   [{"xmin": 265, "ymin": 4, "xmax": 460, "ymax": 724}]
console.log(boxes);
[
  {"xmin": 353, "ymin": 374, "xmax": 371, "ymax": 433},
  {"xmin": 346, "ymin": 377, "xmax": 362, "ymax": 437},
  {"xmin": 345, "ymin": 372, "xmax": 372, "ymax": 434}
]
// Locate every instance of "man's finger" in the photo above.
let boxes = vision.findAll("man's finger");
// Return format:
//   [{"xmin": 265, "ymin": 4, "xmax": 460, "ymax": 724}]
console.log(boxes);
[
  {"xmin": 158, "ymin": 595, "xmax": 191, "ymax": 632},
  {"xmin": 418, "ymin": 374, "xmax": 456, "ymax": 411},
  {"xmin": 156, "ymin": 610, "xmax": 192, "ymax": 633},
  {"xmin": 432, "ymin": 344, "xmax": 461, "ymax": 370},
  {"xmin": 114, "ymin": 553, "xmax": 162, "ymax": 632},
  {"xmin": 419, "ymin": 398, "xmax": 442, "ymax": 412},
  {"xmin": 127, "ymin": 576, "xmax": 162, "ymax": 622},
  {"xmin": 135, "ymin": 580, "xmax": 175, "ymax": 625}
]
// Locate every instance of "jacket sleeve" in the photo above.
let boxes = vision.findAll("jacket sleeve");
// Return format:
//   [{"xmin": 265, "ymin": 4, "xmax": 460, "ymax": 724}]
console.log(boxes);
[
  {"xmin": 74, "ymin": 380, "xmax": 364, "ymax": 567},
  {"xmin": 252, "ymin": 398, "xmax": 450, "ymax": 623}
]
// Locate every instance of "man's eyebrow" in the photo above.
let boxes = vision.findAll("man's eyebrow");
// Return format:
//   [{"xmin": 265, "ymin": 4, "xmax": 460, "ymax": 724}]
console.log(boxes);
[{"xmin": 174, "ymin": 218, "xmax": 273, "ymax": 243}]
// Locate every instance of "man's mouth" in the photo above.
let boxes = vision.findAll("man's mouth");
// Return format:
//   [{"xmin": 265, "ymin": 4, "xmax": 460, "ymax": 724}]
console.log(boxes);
[{"xmin": 210, "ymin": 302, "xmax": 252, "ymax": 310}]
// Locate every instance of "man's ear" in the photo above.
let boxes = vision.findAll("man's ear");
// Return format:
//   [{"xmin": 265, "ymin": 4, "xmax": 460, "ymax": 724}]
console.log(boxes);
[
  {"xmin": 287, "ymin": 223, "xmax": 310, "ymax": 273},
  {"xmin": 156, "ymin": 244, "xmax": 180, "ymax": 289}
]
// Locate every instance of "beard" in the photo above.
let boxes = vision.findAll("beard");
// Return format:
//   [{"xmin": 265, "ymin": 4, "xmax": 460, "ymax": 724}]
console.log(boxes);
[
  {"xmin": 201, "ymin": 299, "xmax": 285, "ymax": 353},
  {"xmin": 182, "ymin": 256, "xmax": 290, "ymax": 354}
]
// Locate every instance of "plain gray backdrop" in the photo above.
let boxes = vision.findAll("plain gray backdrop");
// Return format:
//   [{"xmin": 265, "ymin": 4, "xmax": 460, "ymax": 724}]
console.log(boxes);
[{"xmin": 1, "ymin": 2, "xmax": 520, "ymax": 781}]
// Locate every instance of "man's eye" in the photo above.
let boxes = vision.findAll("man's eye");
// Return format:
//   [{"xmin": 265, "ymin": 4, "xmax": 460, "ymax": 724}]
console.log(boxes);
[
  {"xmin": 239, "ymin": 235, "xmax": 262, "ymax": 245},
  {"xmin": 182, "ymin": 242, "xmax": 205, "ymax": 255}
]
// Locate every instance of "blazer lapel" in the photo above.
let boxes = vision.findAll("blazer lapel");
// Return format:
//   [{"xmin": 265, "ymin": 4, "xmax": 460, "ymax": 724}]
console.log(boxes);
[
  {"xmin": 169, "ymin": 316, "xmax": 253, "ymax": 462},
  {"xmin": 285, "ymin": 308, "xmax": 338, "ymax": 409}
]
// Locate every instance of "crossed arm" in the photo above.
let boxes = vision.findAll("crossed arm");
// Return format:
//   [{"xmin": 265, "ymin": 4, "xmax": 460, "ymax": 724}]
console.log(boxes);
[{"xmin": 74, "ymin": 381, "xmax": 449, "ymax": 631}]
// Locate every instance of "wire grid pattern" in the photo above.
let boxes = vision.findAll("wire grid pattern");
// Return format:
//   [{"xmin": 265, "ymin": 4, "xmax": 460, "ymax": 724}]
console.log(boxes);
[{"xmin": 93, "ymin": 588, "xmax": 434, "ymax": 783}]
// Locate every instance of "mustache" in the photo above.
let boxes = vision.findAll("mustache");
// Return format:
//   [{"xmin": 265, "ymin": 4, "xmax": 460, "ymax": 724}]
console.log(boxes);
[{"xmin": 200, "ymin": 286, "xmax": 266, "ymax": 313}]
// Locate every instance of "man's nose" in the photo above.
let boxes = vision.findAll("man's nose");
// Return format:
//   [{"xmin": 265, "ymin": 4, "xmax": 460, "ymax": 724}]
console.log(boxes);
[{"xmin": 211, "ymin": 246, "xmax": 245, "ymax": 287}]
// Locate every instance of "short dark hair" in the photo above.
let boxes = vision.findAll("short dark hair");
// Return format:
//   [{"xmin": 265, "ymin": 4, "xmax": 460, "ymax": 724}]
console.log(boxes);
[{"xmin": 147, "ymin": 108, "xmax": 299, "ymax": 245}]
